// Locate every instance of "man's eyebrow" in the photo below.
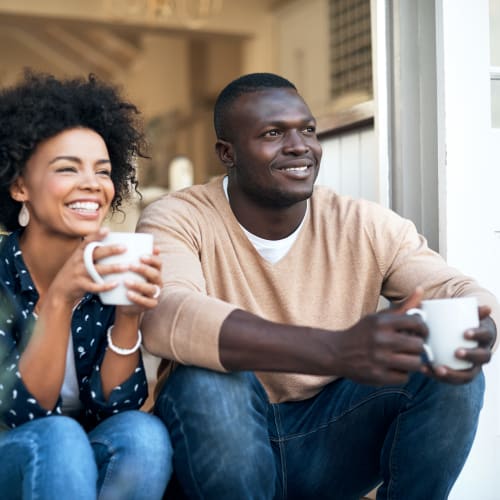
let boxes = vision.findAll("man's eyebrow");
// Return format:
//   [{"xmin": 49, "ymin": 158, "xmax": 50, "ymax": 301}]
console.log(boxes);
[{"xmin": 264, "ymin": 117, "xmax": 316, "ymax": 127}]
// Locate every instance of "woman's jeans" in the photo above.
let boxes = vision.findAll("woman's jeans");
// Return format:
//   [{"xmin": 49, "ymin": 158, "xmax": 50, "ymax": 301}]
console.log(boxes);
[
  {"xmin": 0, "ymin": 410, "xmax": 172, "ymax": 500},
  {"xmin": 155, "ymin": 366, "xmax": 485, "ymax": 500}
]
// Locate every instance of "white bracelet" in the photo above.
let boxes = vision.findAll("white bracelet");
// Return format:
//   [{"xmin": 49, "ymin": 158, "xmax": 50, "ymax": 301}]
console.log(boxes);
[{"xmin": 106, "ymin": 326, "xmax": 142, "ymax": 355}]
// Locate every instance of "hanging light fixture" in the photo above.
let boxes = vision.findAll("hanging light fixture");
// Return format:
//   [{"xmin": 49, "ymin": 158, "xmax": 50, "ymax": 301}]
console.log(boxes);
[{"xmin": 106, "ymin": 0, "xmax": 224, "ymax": 22}]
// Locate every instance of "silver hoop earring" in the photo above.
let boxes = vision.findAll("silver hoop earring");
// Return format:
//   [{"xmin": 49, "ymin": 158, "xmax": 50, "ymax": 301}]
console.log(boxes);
[{"xmin": 18, "ymin": 203, "xmax": 30, "ymax": 227}]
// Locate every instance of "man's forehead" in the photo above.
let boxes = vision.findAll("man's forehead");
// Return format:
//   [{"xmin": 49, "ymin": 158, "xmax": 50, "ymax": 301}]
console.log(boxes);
[
  {"xmin": 232, "ymin": 88, "xmax": 312, "ymax": 120},
  {"xmin": 237, "ymin": 87, "xmax": 300, "ymax": 104}
]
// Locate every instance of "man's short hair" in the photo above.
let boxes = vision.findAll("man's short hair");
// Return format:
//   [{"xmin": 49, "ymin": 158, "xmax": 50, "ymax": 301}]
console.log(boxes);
[{"xmin": 213, "ymin": 73, "xmax": 297, "ymax": 140}]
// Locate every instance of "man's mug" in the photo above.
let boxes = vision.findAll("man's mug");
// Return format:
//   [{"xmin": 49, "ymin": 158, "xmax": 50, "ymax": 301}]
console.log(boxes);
[
  {"xmin": 83, "ymin": 232, "xmax": 154, "ymax": 305},
  {"xmin": 407, "ymin": 297, "xmax": 479, "ymax": 370}
]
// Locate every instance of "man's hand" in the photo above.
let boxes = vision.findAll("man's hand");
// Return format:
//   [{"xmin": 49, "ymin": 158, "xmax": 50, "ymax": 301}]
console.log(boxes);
[
  {"xmin": 332, "ymin": 288, "xmax": 428, "ymax": 386},
  {"xmin": 423, "ymin": 305, "xmax": 496, "ymax": 384}
]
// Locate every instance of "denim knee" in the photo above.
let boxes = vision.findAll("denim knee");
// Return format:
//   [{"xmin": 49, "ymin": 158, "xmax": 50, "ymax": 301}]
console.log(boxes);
[
  {"xmin": 431, "ymin": 370, "xmax": 485, "ymax": 442},
  {"xmin": 7, "ymin": 416, "xmax": 97, "ymax": 497},
  {"xmin": 155, "ymin": 366, "xmax": 268, "ymax": 442},
  {"xmin": 376, "ymin": 372, "xmax": 486, "ymax": 500},
  {"xmin": 89, "ymin": 410, "xmax": 172, "ymax": 500},
  {"xmin": 409, "ymin": 370, "xmax": 484, "ymax": 420},
  {"xmin": 35, "ymin": 416, "xmax": 96, "ymax": 471},
  {"xmin": 156, "ymin": 367, "xmax": 276, "ymax": 499},
  {"xmin": 102, "ymin": 410, "xmax": 173, "ymax": 463}
]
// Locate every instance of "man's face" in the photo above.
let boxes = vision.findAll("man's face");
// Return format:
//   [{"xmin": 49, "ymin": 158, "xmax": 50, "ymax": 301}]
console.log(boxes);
[{"xmin": 225, "ymin": 88, "xmax": 322, "ymax": 208}]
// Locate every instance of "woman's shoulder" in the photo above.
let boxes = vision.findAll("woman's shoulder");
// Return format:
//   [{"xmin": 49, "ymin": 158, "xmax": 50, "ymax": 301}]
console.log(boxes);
[
  {"xmin": 0, "ymin": 230, "xmax": 9, "ymax": 250},
  {"xmin": 0, "ymin": 230, "xmax": 18, "ymax": 255},
  {"xmin": 0, "ymin": 231, "xmax": 21, "ymax": 282}
]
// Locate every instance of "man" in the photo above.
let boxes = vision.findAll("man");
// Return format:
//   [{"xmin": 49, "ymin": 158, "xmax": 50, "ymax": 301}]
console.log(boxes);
[{"xmin": 138, "ymin": 73, "xmax": 498, "ymax": 499}]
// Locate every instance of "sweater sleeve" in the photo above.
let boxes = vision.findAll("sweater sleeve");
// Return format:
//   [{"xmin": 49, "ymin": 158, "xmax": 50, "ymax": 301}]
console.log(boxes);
[
  {"xmin": 137, "ymin": 196, "xmax": 236, "ymax": 371},
  {"xmin": 369, "ymin": 205, "xmax": 500, "ymax": 337}
]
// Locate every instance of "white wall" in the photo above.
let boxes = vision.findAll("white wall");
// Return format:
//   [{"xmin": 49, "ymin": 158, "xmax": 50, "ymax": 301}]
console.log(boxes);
[
  {"xmin": 436, "ymin": 1, "xmax": 500, "ymax": 498},
  {"xmin": 318, "ymin": 128, "xmax": 378, "ymax": 202}
]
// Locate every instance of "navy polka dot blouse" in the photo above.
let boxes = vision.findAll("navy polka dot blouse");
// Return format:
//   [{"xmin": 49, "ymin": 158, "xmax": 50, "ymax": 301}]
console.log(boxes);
[{"xmin": 0, "ymin": 231, "xmax": 148, "ymax": 432}]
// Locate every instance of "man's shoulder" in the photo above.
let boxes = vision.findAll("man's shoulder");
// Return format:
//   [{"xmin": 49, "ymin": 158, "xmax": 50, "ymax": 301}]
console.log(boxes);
[
  {"xmin": 138, "ymin": 177, "xmax": 227, "ymax": 231},
  {"xmin": 144, "ymin": 177, "xmax": 223, "ymax": 211},
  {"xmin": 312, "ymin": 185, "xmax": 394, "ymax": 218}
]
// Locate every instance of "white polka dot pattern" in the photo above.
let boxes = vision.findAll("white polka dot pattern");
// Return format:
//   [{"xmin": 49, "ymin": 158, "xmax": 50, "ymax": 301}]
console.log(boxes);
[{"xmin": 0, "ymin": 232, "xmax": 149, "ymax": 431}]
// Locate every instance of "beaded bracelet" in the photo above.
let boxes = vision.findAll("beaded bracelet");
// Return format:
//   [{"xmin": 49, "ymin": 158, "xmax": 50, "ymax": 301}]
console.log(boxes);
[{"xmin": 106, "ymin": 326, "xmax": 142, "ymax": 355}]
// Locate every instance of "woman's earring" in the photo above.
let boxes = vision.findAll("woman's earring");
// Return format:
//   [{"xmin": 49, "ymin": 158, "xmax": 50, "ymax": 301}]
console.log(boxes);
[{"xmin": 18, "ymin": 203, "xmax": 30, "ymax": 227}]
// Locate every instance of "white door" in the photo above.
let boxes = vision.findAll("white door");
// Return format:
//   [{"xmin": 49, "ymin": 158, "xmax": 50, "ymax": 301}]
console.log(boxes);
[
  {"xmin": 373, "ymin": 0, "xmax": 500, "ymax": 497},
  {"xmin": 437, "ymin": 1, "xmax": 500, "ymax": 498}
]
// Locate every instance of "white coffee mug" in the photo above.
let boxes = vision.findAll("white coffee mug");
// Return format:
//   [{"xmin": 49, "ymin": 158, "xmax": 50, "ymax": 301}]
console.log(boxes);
[
  {"xmin": 83, "ymin": 232, "xmax": 154, "ymax": 306},
  {"xmin": 407, "ymin": 297, "xmax": 479, "ymax": 370}
]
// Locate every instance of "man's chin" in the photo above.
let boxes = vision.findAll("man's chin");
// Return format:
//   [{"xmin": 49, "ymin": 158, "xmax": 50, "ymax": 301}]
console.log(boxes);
[{"xmin": 262, "ymin": 189, "xmax": 313, "ymax": 208}]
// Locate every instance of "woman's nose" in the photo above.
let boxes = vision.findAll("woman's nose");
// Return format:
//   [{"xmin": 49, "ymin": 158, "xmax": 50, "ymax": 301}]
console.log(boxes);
[{"xmin": 79, "ymin": 169, "xmax": 101, "ymax": 190}]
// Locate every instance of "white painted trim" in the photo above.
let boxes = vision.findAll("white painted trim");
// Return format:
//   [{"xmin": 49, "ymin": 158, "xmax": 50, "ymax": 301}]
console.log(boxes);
[
  {"xmin": 370, "ymin": 0, "xmax": 391, "ymax": 207},
  {"xmin": 435, "ymin": 0, "xmax": 448, "ymax": 258},
  {"xmin": 386, "ymin": 0, "xmax": 440, "ymax": 251}
]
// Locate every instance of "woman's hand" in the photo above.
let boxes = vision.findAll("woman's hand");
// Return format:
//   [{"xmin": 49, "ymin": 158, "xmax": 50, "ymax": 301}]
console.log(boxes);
[
  {"xmin": 46, "ymin": 227, "xmax": 120, "ymax": 307},
  {"xmin": 115, "ymin": 246, "xmax": 163, "ymax": 317}
]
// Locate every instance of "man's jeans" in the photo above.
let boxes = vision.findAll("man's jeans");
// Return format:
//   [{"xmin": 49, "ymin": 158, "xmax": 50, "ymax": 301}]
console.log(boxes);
[
  {"xmin": 155, "ymin": 366, "xmax": 484, "ymax": 500},
  {"xmin": 0, "ymin": 410, "xmax": 172, "ymax": 499}
]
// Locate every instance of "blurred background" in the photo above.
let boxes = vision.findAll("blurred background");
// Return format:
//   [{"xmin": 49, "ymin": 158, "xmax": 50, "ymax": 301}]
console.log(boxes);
[
  {"xmin": 0, "ymin": 0, "xmax": 375, "ymax": 231},
  {"xmin": 1, "ymin": 1, "xmax": 499, "ymax": 498}
]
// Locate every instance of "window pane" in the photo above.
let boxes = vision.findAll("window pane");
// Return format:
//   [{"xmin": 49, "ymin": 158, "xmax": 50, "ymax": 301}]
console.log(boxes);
[
  {"xmin": 329, "ymin": 0, "xmax": 372, "ymax": 109},
  {"xmin": 490, "ymin": 0, "xmax": 500, "ymax": 66},
  {"xmin": 492, "ymin": 79, "xmax": 500, "ymax": 128}
]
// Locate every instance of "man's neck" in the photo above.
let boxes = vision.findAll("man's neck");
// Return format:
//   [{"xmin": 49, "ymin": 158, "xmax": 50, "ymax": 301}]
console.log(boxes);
[{"xmin": 224, "ymin": 177, "xmax": 308, "ymax": 240}]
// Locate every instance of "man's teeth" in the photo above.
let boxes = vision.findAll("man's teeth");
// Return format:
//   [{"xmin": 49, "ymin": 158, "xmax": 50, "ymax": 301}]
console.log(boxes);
[
  {"xmin": 68, "ymin": 202, "xmax": 99, "ymax": 212},
  {"xmin": 284, "ymin": 166, "xmax": 308, "ymax": 172}
]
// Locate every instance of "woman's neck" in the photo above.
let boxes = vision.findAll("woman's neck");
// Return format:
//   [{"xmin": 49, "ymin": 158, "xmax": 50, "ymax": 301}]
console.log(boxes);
[{"xmin": 19, "ymin": 228, "xmax": 81, "ymax": 297}]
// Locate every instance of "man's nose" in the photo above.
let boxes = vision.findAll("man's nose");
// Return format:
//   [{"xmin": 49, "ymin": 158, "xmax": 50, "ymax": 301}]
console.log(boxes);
[{"xmin": 282, "ymin": 130, "xmax": 309, "ymax": 154}]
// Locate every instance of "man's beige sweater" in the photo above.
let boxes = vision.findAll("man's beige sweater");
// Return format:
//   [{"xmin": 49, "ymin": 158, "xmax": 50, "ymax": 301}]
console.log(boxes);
[{"xmin": 137, "ymin": 176, "xmax": 499, "ymax": 403}]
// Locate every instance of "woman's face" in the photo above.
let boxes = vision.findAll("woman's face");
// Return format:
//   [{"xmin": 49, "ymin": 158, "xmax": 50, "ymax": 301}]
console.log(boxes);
[{"xmin": 10, "ymin": 127, "xmax": 115, "ymax": 239}]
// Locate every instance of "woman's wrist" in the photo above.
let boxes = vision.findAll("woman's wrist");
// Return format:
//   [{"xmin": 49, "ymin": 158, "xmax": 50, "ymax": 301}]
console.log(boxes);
[{"xmin": 107, "ymin": 325, "xmax": 142, "ymax": 355}]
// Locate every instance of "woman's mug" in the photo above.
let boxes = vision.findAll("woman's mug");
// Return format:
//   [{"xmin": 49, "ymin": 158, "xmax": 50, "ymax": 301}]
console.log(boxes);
[
  {"xmin": 407, "ymin": 297, "xmax": 479, "ymax": 370},
  {"xmin": 83, "ymin": 232, "xmax": 154, "ymax": 305}
]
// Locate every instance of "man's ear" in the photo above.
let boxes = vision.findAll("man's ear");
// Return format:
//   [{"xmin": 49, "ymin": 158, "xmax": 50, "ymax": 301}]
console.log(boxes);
[
  {"xmin": 215, "ymin": 139, "xmax": 235, "ymax": 169},
  {"xmin": 9, "ymin": 176, "xmax": 28, "ymax": 202}
]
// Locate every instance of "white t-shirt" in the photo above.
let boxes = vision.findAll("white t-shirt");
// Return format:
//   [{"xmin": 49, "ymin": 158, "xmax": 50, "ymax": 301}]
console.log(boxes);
[
  {"xmin": 60, "ymin": 333, "xmax": 83, "ymax": 416},
  {"xmin": 222, "ymin": 176, "xmax": 307, "ymax": 264},
  {"xmin": 33, "ymin": 311, "xmax": 83, "ymax": 416}
]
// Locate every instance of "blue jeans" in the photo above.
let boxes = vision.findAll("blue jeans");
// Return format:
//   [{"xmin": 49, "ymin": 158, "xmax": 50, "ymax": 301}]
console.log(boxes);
[
  {"xmin": 155, "ymin": 366, "xmax": 485, "ymax": 500},
  {"xmin": 0, "ymin": 410, "xmax": 172, "ymax": 499}
]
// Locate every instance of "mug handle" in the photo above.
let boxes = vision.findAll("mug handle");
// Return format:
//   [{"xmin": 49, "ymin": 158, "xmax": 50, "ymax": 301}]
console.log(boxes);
[
  {"xmin": 83, "ymin": 241, "xmax": 105, "ymax": 284},
  {"xmin": 406, "ymin": 308, "xmax": 434, "ymax": 363}
]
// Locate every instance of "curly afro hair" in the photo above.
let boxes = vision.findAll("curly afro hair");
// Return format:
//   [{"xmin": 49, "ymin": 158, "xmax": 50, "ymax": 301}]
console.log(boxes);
[{"xmin": 0, "ymin": 70, "xmax": 146, "ymax": 231}]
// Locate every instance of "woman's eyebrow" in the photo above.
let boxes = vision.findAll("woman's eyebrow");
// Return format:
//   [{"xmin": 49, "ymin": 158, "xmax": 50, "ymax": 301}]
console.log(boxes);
[{"xmin": 48, "ymin": 156, "xmax": 111, "ymax": 165}]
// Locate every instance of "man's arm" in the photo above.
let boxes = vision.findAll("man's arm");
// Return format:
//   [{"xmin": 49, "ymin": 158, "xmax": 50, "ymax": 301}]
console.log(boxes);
[
  {"xmin": 138, "ymin": 197, "xmax": 428, "ymax": 386},
  {"xmin": 220, "ymin": 289, "xmax": 429, "ymax": 386},
  {"xmin": 137, "ymin": 195, "xmax": 236, "ymax": 371},
  {"xmin": 139, "ymin": 191, "xmax": 498, "ymax": 387}
]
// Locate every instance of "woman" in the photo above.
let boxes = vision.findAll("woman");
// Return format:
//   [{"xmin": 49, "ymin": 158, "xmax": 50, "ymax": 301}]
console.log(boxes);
[{"xmin": 0, "ymin": 71, "xmax": 172, "ymax": 499}]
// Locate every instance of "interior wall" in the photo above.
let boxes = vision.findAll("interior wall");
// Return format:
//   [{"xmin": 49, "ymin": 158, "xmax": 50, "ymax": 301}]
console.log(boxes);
[
  {"xmin": 120, "ymin": 34, "xmax": 191, "ymax": 120},
  {"xmin": 273, "ymin": 0, "xmax": 330, "ymax": 117},
  {"xmin": 188, "ymin": 37, "xmax": 243, "ymax": 183},
  {"xmin": 0, "ymin": 1, "xmax": 278, "ymax": 235},
  {"xmin": 0, "ymin": 0, "xmax": 277, "ymax": 186}
]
